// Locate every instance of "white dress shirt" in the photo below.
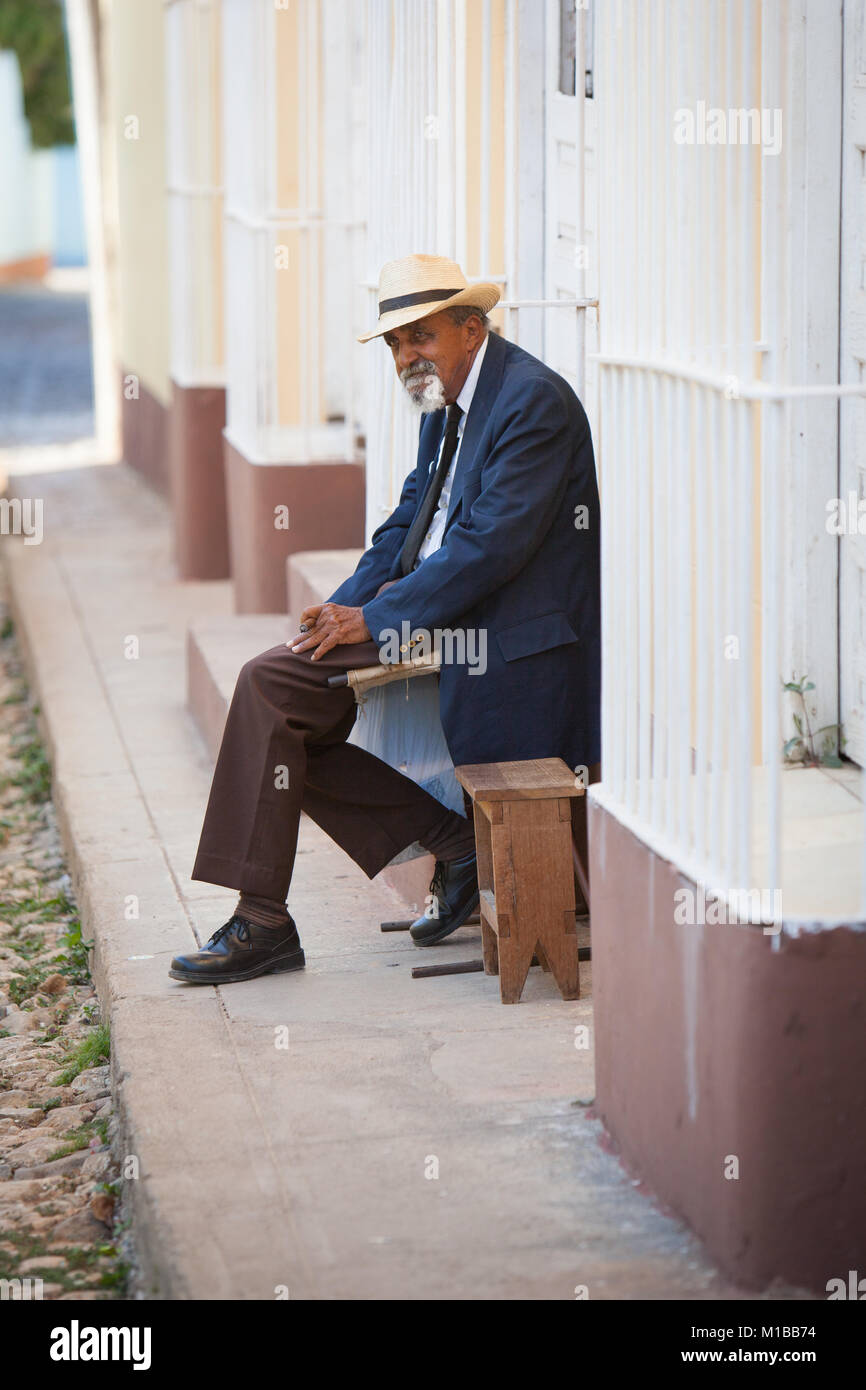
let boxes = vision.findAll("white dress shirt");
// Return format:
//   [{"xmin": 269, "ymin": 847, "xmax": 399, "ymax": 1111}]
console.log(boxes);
[{"xmin": 414, "ymin": 332, "xmax": 489, "ymax": 567}]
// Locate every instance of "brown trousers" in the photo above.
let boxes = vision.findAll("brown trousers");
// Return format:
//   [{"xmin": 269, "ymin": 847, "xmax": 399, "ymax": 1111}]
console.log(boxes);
[{"xmin": 191, "ymin": 639, "xmax": 474, "ymax": 901}]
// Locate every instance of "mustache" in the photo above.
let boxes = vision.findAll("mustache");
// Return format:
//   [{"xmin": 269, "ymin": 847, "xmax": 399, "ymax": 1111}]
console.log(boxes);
[{"xmin": 400, "ymin": 362, "xmax": 439, "ymax": 385}]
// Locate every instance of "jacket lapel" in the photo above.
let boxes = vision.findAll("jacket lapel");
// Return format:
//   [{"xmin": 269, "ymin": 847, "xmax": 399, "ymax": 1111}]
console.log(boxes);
[{"xmin": 444, "ymin": 330, "xmax": 508, "ymax": 531}]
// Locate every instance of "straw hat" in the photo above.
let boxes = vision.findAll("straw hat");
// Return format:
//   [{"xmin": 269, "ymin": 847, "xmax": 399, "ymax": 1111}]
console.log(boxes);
[{"xmin": 358, "ymin": 253, "xmax": 501, "ymax": 343}]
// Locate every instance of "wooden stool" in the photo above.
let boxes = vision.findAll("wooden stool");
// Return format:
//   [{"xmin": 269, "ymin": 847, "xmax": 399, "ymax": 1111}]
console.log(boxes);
[{"xmin": 455, "ymin": 758, "xmax": 584, "ymax": 1005}]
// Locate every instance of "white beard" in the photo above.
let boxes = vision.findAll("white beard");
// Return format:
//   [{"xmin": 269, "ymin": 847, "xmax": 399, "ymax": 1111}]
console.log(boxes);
[{"xmin": 400, "ymin": 362, "xmax": 447, "ymax": 414}]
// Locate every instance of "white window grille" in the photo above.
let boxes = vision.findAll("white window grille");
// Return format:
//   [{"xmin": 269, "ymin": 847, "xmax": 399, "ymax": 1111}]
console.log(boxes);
[
  {"xmin": 590, "ymin": 0, "xmax": 866, "ymax": 924},
  {"xmin": 221, "ymin": 0, "xmax": 363, "ymax": 465}
]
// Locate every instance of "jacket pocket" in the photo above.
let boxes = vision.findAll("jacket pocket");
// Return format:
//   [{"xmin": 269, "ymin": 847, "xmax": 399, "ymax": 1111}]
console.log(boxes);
[{"xmin": 495, "ymin": 611, "xmax": 579, "ymax": 663}]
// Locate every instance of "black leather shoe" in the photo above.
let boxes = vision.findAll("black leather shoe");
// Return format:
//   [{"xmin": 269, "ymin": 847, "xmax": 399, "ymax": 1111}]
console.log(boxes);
[
  {"xmin": 409, "ymin": 851, "xmax": 479, "ymax": 947},
  {"xmin": 169, "ymin": 914, "xmax": 305, "ymax": 985}
]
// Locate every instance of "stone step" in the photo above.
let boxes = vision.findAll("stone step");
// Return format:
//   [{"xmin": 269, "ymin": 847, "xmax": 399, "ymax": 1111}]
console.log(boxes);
[{"xmin": 286, "ymin": 547, "xmax": 364, "ymax": 620}]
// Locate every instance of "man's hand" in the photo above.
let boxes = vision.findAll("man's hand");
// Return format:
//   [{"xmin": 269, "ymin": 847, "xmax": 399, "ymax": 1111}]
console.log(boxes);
[{"xmin": 287, "ymin": 603, "xmax": 370, "ymax": 661}]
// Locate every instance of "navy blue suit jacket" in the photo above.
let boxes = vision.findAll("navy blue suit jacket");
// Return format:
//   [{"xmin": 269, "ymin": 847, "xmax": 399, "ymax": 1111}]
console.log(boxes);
[{"xmin": 328, "ymin": 329, "xmax": 601, "ymax": 772}]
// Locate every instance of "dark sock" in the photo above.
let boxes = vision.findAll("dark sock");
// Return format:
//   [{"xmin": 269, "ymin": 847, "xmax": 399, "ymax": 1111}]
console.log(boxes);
[
  {"xmin": 235, "ymin": 892, "xmax": 294, "ymax": 931},
  {"xmin": 419, "ymin": 808, "xmax": 477, "ymax": 864}
]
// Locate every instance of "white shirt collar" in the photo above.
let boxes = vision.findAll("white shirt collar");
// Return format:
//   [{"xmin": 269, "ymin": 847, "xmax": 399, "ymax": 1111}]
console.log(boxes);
[{"xmin": 454, "ymin": 332, "xmax": 489, "ymax": 427}]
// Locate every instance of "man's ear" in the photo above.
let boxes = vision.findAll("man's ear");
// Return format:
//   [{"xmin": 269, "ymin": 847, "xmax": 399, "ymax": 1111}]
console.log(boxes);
[{"xmin": 467, "ymin": 319, "xmax": 485, "ymax": 350}]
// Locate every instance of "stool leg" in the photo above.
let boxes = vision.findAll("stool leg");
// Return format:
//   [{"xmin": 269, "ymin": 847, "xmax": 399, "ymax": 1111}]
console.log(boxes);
[
  {"xmin": 473, "ymin": 802, "xmax": 498, "ymax": 976},
  {"xmin": 488, "ymin": 810, "xmax": 535, "ymax": 1004},
  {"xmin": 500, "ymin": 799, "xmax": 581, "ymax": 1003},
  {"xmin": 540, "ymin": 917, "xmax": 581, "ymax": 1000},
  {"xmin": 495, "ymin": 930, "xmax": 535, "ymax": 1004},
  {"xmin": 480, "ymin": 919, "xmax": 499, "ymax": 975}
]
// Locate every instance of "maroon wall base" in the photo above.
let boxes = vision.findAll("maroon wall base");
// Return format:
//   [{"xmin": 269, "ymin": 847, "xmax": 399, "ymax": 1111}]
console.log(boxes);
[
  {"xmin": 120, "ymin": 367, "xmax": 170, "ymax": 496},
  {"xmin": 168, "ymin": 380, "xmax": 229, "ymax": 580},
  {"xmin": 588, "ymin": 797, "xmax": 866, "ymax": 1293},
  {"xmin": 224, "ymin": 436, "xmax": 366, "ymax": 613}
]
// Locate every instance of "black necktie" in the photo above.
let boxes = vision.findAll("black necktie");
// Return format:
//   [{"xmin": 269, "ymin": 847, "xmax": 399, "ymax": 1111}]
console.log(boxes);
[{"xmin": 399, "ymin": 402, "xmax": 463, "ymax": 576}]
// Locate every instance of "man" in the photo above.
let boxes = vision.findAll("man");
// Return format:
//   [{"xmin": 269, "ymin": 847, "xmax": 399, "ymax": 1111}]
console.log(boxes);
[{"xmin": 169, "ymin": 253, "xmax": 600, "ymax": 985}]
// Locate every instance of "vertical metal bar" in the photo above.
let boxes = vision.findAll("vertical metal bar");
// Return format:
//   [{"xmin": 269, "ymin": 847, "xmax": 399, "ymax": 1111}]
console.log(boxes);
[
  {"xmin": 637, "ymin": 368, "xmax": 651, "ymax": 823},
  {"xmin": 454, "ymin": 0, "xmax": 468, "ymax": 269},
  {"xmin": 764, "ymin": 397, "xmax": 783, "ymax": 909},
  {"xmin": 650, "ymin": 366, "xmax": 663, "ymax": 826},
  {"xmin": 708, "ymin": 388, "xmax": 722, "ymax": 872},
  {"xmin": 635, "ymin": 1, "xmax": 647, "ymax": 358},
  {"xmin": 722, "ymin": 384, "xmax": 737, "ymax": 887},
  {"xmin": 680, "ymin": 379, "xmax": 694, "ymax": 852},
  {"xmin": 437, "ymin": 0, "xmax": 455, "ymax": 255},
  {"xmin": 719, "ymin": 0, "xmax": 736, "ymax": 888},
  {"xmin": 263, "ymin": 0, "xmax": 278, "ymax": 455},
  {"xmin": 574, "ymin": 0, "xmax": 586, "ymax": 398},
  {"xmin": 311, "ymin": 0, "xmax": 323, "ymax": 437},
  {"xmin": 480, "ymin": 0, "xmax": 492, "ymax": 276},
  {"xmin": 737, "ymin": 0, "xmax": 756, "ymax": 892},
  {"xmin": 694, "ymin": 382, "xmax": 709, "ymax": 870},
  {"xmin": 600, "ymin": 365, "xmax": 614, "ymax": 785},
  {"xmin": 669, "ymin": 371, "xmax": 683, "ymax": 845},
  {"xmin": 708, "ymin": 0, "xmax": 721, "ymax": 378},
  {"xmin": 613, "ymin": 368, "xmax": 625, "ymax": 803},
  {"xmin": 504, "ymin": 0, "xmax": 516, "ymax": 339},
  {"xmin": 300, "ymin": 0, "xmax": 310, "ymax": 444},
  {"xmin": 626, "ymin": 368, "xmax": 639, "ymax": 813}
]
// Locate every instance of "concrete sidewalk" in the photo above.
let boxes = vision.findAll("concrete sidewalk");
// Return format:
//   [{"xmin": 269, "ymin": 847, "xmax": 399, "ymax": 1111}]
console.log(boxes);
[{"xmin": 1, "ymin": 461, "xmax": 801, "ymax": 1300}]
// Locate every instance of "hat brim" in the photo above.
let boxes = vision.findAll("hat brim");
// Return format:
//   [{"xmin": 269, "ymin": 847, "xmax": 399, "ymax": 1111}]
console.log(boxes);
[{"xmin": 358, "ymin": 283, "xmax": 502, "ymax": 343}]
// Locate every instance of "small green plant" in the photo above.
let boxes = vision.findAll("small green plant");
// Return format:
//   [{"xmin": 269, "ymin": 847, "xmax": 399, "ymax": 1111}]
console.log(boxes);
[
  {"xmin": 8, "ymin": 964, "xmax": 49, "ymax": 1006},
  {"xmin": 0, "ymin": 891, "xmax": 75, "ymax": 923},
  {"xmin": 48, "ymin": 1116, "xmax": 109, "ymax": 1161},
  {"xmin": 782, "ymin": 675, "xmax": 844, "ymax": 767},
  {"xmin": 28, "ymin": 1096, "xmax": 61, "ymax": 1112},
  {"xmin": 0, "ymin": 616, "xmax": 13, "ymax": 640},
  {"xmin": 8, "ymin": 932, "xmax": 46, "ymax": 961},
  {"xmin": 6, "ymin": 736, "xmax": 52, "ymax": 804},
  {"xmin": 54, "ymin": 1021, "xmax": 110, "ymax": 1086},
  {"xmin": 52, "ymin": 917, "xmax": 92, "ymax": 983}
]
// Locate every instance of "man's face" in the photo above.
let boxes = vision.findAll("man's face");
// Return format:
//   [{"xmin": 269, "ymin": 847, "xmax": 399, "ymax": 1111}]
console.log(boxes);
[{"xmin": 383, "ymin": 311, "xmax": 485, "ymax": 412}]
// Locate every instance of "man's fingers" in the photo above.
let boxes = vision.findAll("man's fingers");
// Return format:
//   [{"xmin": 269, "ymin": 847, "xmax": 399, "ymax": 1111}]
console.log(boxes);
[
  {"xmin": 288, "ymin": 611, "xmax": 325, "ymax": 648},
  {"xmin": 287, "ymin": 603, "xmax": 362, "ymax": 655},
  {"xmin": 287, "ymin": 610, "xmax": 319, "ymax": 643},
  {"xmin": 309, "ymin": 630, "xmax": 339, "ymax": 661},
  {"xmin": 290, "ymin": 619, "xmax": 341, "ymax": 655}
]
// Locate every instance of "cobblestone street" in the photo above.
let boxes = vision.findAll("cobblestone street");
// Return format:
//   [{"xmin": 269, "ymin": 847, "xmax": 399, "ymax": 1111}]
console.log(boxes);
[
  {"xmin": 0, "ymin": 574, "xmax": 128, "ymax": 1300},
  {"xmin": 0, "ymin": 283, "xmax": 93, "ymax": 448}
]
